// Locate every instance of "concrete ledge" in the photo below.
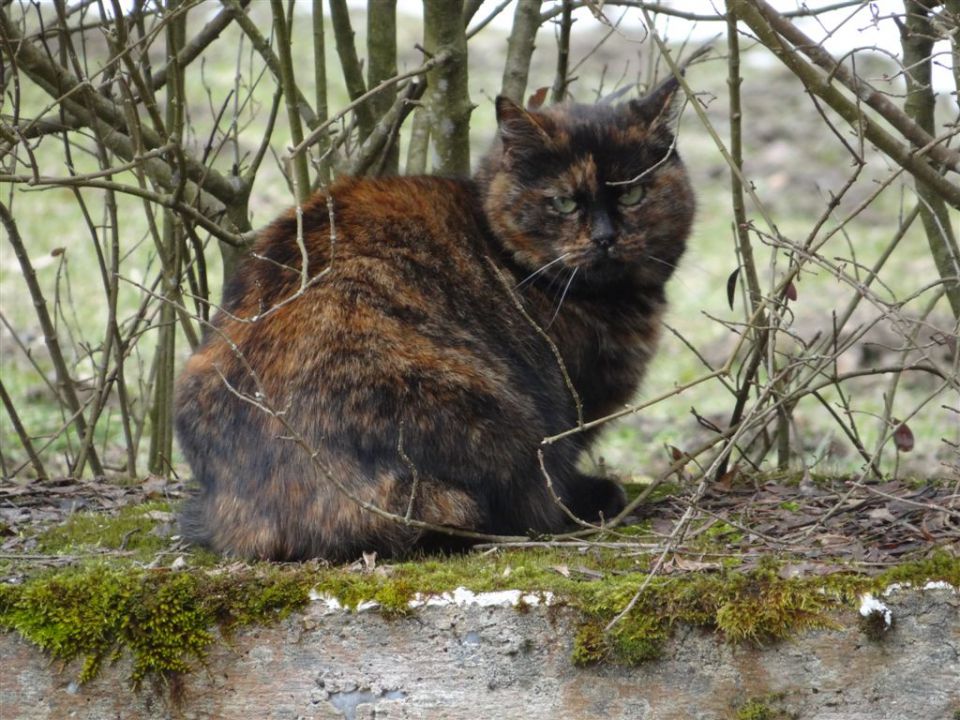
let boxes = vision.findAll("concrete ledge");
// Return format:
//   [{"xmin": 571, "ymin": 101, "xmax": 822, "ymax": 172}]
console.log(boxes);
[{"xmin": 2, "ymin": 584, "xmax": 958, "ymax": 719}]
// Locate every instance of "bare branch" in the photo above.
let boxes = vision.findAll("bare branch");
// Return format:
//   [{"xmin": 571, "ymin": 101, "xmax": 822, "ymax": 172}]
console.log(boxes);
[
  {"xmin": 500, "ymin": 0, "xmax": 542, "ymax": 103},
  {"xmin": 329, "ymin": 0, "xmax": 376, "ymax": 140},
  {"xmin": 731, "ymin": 0, "xmax": 960, "ymax": 211},
  {"xmin": 0, "ymin": 200, "xmax": 104, "ymax": 477},
  {"xmin": 423, "ymin": 0, "xmax": 472, "ymax": 175}
]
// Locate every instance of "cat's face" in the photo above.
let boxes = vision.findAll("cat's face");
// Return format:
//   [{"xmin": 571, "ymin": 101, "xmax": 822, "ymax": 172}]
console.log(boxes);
[{"xmin": 480, "ymin": 79, "xmax": 694, "ymax": 289}]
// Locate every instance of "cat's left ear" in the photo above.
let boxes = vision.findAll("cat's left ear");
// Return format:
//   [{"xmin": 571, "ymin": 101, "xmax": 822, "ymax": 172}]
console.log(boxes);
[
  {"xmin": 495, "ymin": 95, "xmax": 555, "ymax": 151},
  {"xmin": 626, "ymin": 75, "xmax": 684, "ymax": 131}
]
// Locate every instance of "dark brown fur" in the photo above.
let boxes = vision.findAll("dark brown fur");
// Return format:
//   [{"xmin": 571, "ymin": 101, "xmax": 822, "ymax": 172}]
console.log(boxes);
[{"xmin": 175, "ymin": 79, "xmax": 695, "ymax": 561}]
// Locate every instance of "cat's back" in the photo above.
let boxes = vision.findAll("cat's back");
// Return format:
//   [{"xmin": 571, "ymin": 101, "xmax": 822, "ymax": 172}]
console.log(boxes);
[
  {"xmin": 183, "ymin": 175, "xmax": 522, "ymax": 402},
  {"xmin": 220, "ymin": 175, "xmax": 488, "ymax": 318}
]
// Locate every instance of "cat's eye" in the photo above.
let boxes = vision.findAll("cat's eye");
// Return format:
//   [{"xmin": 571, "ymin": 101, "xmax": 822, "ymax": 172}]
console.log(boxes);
[
  {"xmin": 551, "ymin": 196, "xmax": 578, "ymax": 214},
  {"xmin": 618, "ymin": 185, "xmax": 645, "ymax": 206}
]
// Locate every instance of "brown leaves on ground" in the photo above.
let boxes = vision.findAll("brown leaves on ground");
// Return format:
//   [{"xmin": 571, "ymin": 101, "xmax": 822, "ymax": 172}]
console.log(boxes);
[
  {"xmin": 634, "ymin": 475, "xmax": 959, "ymax": 573},
  {"xmin": 0, "ymin": 475, "xmax": 188, "ymax": 558}
]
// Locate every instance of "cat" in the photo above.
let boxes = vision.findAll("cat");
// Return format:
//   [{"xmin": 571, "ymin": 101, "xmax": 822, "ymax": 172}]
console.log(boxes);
[{"xmin": 174, "ymin": 76, "xmax": 694, "ymax": 562}]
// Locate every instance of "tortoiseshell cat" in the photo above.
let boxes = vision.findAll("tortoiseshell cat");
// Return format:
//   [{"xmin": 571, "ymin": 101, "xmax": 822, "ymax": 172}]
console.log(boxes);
[{"xmin": 175, "ymin": 77, "xmax": 694, "ymax": 561}]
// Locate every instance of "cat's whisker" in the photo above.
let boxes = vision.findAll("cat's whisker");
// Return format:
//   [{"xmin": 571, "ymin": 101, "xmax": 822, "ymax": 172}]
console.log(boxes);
[
  {"xmin": 516, "ymin": 253, "xmax": 571, "ymax": 290},
  {"xmin": 547, "ymin": 267, "xmax": 578, "ymax": 328},
  {"xmin": 649, "ymin": 252, "xmax": 713, "ymax": 278},
  {"xmin": 646, "ymin": 255, "xmax": 680, "ymax": 271}
]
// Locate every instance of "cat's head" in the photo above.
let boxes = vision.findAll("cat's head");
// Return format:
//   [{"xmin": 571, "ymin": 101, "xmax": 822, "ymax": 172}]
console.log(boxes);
[{"xmin": 476, "ymin": 77, "xmax": 694, "ymax": 289}]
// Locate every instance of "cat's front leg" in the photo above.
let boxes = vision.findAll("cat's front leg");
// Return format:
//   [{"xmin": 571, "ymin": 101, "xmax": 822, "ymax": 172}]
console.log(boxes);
[{"xmin": 556, "ymin": 473, "xmax": 628, "ymax": 527}]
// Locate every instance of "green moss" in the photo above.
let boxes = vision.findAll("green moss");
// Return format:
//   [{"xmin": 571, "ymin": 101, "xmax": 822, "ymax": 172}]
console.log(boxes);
[
  {"xmin": 37, "ymin": 501, "xmax": 174, "ymax": 560},
  {"xmin": 607, "ymin": 614, "xmax": 667, "ymax": 664},
  {"xmin": 735, "ymin": 700, "xmax": 774, "ymax": 720},
  {"xmin": 645, "ymin": 480, "xmax": 683, "ymax": 502},
  {"xmin": 715, "ymin": 570, "xmax": 839, "ymax": 644},
  {"xmin": 571, "ymin": 621, "xmax": 607, "ymax": 665},
  {"xmin": 0, "ymin": 564, "xmax": 312, "ymax": 688},
  {"xmin": 609, "ymin": 520, "xmax": 654, "ymax": 537},
  {"xmin": 703, "ymin": 521, "xmax": 745, "ymax": 543},
  {"xmin": 567, "ymin": 563, "xmax": 856, "ymax": 665},
  {"xmin": 874, "ymin": 550, "xmax": 960, "ymax": 589},
  {"xmin": 733, "ymin": 696, "xmax": 794, "ymax": 720}
]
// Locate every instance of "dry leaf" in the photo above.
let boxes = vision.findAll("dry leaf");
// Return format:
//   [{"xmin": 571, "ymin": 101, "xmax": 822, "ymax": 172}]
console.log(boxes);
[
  {"xmin": 572, "ymin": 565, "xmax": 605, "ymax": 580},
  {"xmin": 868, "ymin": 507, "xmax": 897, "ymax": 523},
  {"xmin": 893, "ymin": 421, "xmax": 914, "ymax": 452},
  {"xmin": 673, "ymin": 557, "xmax": 721, "ymax": 572},
  {"xmin": 726, "ymin": 267, "xmax": 740, "ymax": 311},
  {"xmin": 527, "ymin": 87, "xmax": 548, "ymax": 109}
]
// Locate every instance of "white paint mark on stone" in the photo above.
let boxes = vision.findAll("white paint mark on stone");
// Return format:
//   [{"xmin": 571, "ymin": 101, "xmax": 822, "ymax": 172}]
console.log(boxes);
[
  {"xmin": 922, "ymin": 580, "xmax": 957, "ymax": 592},
  {"xmin": 309, "ymin": 586, "xmax": 554, "ymax": 614},
  {"xmin": 859, "ymin": 593, "xmax": 892, "ymax": 628}
]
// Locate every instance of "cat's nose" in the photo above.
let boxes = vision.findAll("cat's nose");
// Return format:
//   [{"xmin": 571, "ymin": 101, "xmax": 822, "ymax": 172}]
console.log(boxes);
[{"xmin": 591, "ymin": 209, "xmax": 616, "ymax": 249}]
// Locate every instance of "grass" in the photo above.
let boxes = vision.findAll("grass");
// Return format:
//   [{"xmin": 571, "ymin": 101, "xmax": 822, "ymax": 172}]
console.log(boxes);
[{"xmin": 1, "ymin": 4, "xmax": 956, "ymax": 482}]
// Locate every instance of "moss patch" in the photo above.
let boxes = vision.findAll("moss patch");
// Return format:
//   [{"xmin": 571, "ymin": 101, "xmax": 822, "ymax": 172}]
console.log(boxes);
[
  {"xmin": 36, "ymin": 501, "xmax": 176, "ymax": 561},
  {"xmin": 0, "ymin": 563, "xmax": 313, "ymax": 687},
  {"xmin": 733, "ymin": 695, "xmax": 796, "ymax": 720}
]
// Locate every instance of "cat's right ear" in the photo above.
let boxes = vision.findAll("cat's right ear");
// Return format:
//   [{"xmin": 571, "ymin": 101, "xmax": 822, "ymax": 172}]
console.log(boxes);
[
  {"xmin": 495, "ymin": 96, "xmax": 553, "ymax": 152},
  {"xmin": 626, "ymin": 75, "xmax": 683, "ymax": 132}
]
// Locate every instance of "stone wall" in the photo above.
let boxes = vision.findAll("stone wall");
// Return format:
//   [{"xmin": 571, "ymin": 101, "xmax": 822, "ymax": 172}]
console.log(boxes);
[{"xmin": 2, "ymin": 584, "xmax": 958, "ymax": 719}]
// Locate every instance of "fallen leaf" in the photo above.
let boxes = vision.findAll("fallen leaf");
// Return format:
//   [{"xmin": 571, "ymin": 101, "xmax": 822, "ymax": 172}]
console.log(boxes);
[
  {"xmin": 779, "ymin": 562, "xmax": 849, "ymax": 579},
  {"xmin": 572, "ymin": 565, "xmax": 605, "ymax": 580},
  {"xmin": 893, "ymin": 421, "xmax": 914, "ymax": 452},
  {"xmin": 673, "ymin": 557, "xmax": 721, "ymax": 572},
  {"xmin": 868, "ymin": 507, "xmax": 897, "ymax": 523}
]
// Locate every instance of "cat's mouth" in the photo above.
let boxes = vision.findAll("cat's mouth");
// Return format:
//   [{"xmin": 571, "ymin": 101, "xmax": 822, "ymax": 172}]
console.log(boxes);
[
  {"xmin": 563, "ymin": 246, "xmax": 635, "ymax": 286},
  {"xmin": 568, "ymin": 242, "xmax": 635, "ymax": 269}
]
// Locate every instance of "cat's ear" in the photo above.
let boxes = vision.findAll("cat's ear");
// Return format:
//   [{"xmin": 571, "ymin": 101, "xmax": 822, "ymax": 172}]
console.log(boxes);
[
  {"xmin": 626, "ymin": 75, "xmax": 684, "ymax": 131},
  {"xmin": 495, "ymin": 95, "xmax": 554, "ymax": 151}
]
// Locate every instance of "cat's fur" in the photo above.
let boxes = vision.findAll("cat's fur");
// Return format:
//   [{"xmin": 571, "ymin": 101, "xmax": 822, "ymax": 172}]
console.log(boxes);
[{"xmin": 174, "ymin": 77, "xmax": 694, "ymax": 561}]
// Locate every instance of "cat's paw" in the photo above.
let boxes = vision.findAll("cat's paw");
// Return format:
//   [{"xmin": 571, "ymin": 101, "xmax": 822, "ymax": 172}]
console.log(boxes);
[{"xmin": 564, "ymin": 475, "xmax": 627, "ymax": 525}]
